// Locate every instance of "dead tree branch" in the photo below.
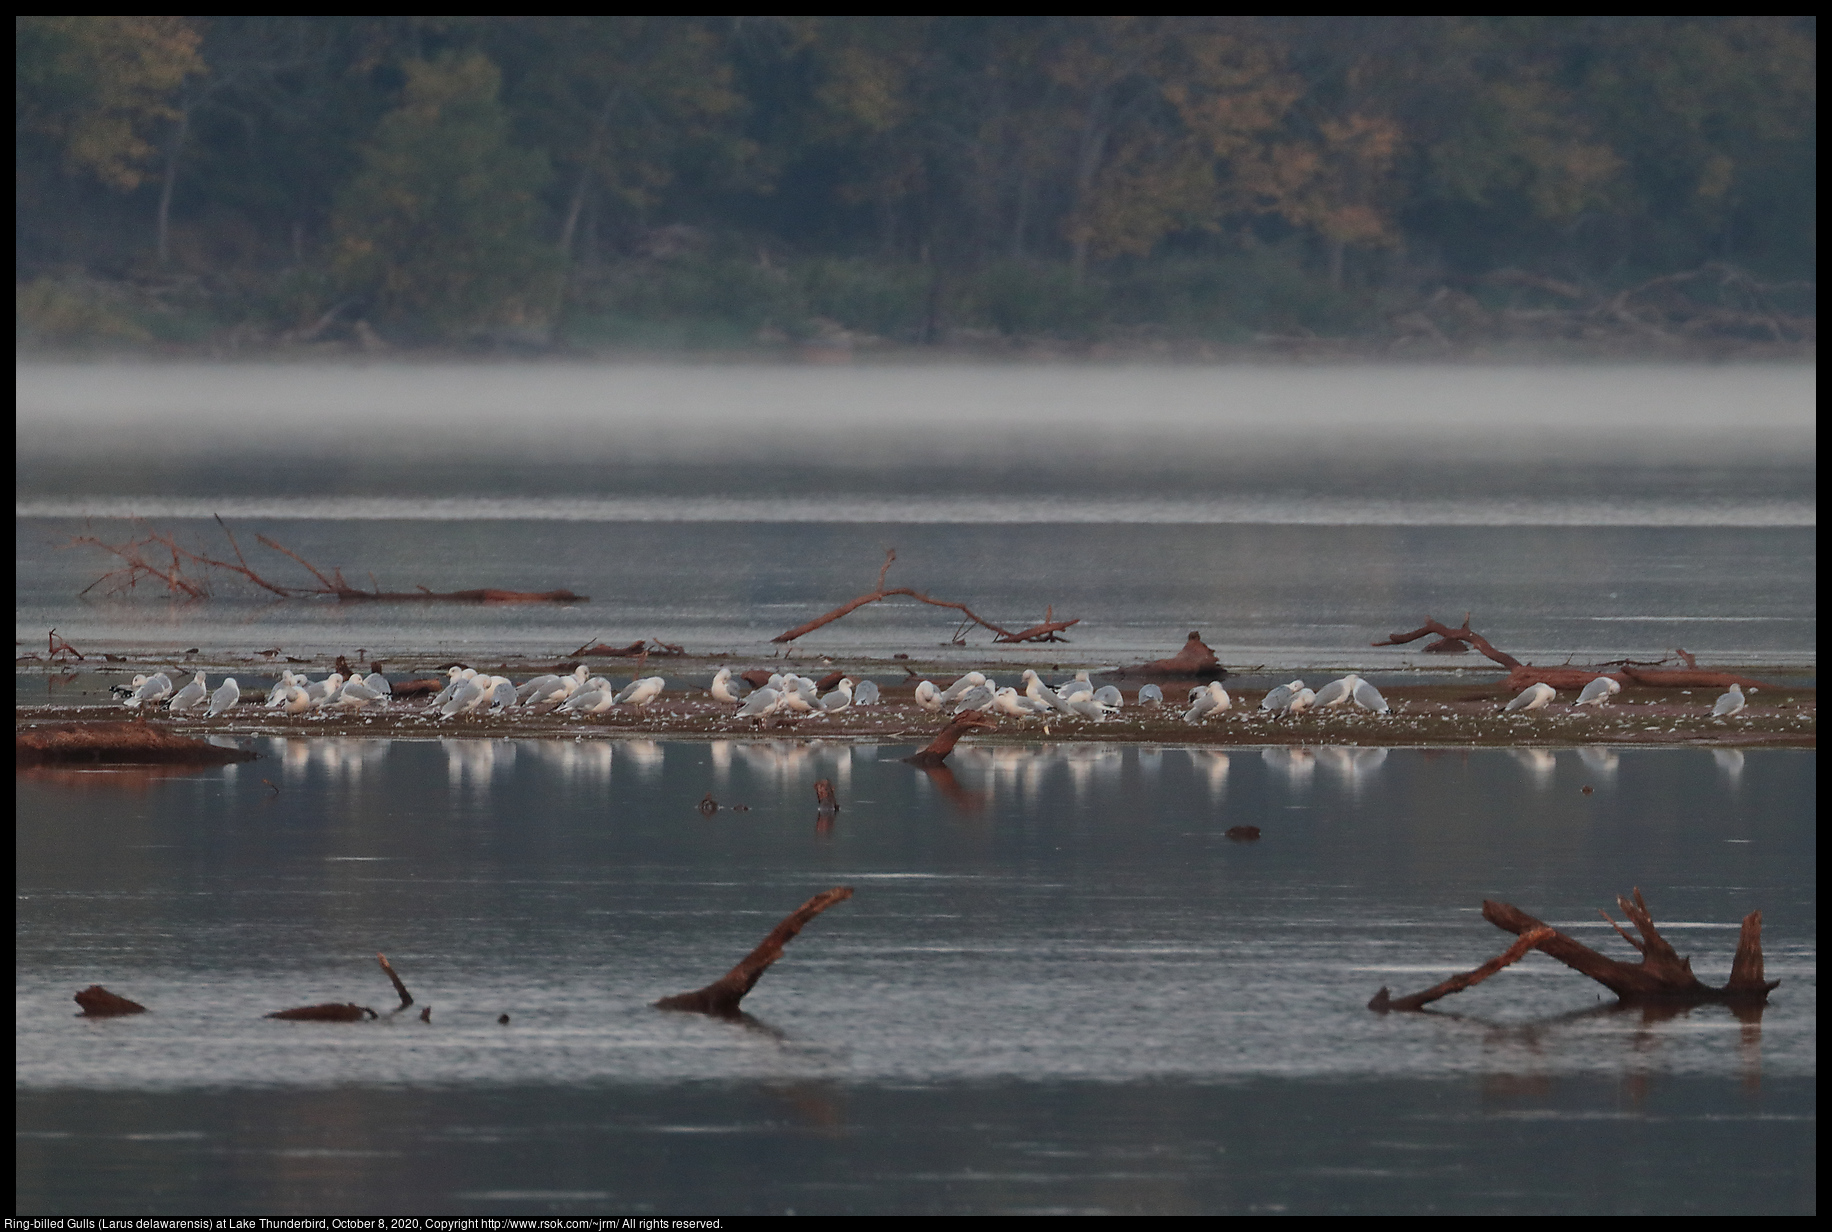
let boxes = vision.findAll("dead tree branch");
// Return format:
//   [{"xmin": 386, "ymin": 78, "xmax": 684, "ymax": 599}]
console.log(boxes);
[
  {"xmin": 903, "ymin": 711, "xmax": 999, "ymax": 768},
  {"xmin": 1370, "ymin": 927, "xmax": 1554, "ymax": 1012},
  {"xmin": 377, "ymin": 953, "xmax": 413, "ymax": 1009},
  {"xmin": 655, "ymin": 886, "xmax": 854, "ymax": 1016},
  {"xmin": 772, "ymin": 549, "xmax": 1075, "ymax": 644},
  {"xmin": 1374, "ymin": 613, "xmax": 1767, "ymax": 690},
  {"xmin": 1483, "ymin": 889, "xmax": 1778, "ymax": 1002}
]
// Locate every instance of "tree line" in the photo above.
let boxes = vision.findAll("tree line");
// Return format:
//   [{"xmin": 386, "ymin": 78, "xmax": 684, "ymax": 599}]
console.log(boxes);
[{"xmin": 15, "ymin": 17, "xmax": 1816, "ymax": 347}]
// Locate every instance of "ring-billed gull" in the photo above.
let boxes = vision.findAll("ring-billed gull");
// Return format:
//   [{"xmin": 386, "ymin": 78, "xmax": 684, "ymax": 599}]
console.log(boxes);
[
  {"xmin": 709, "ymin": 667, "xmax": 751, "ymax": 704},
  {"xmin": 1351, "ymin": 679, "xmax": 1390, "ymax": 714},
  {"xmin": 617, "ymin": 677, "xmax": 666, "ymax": 709},
  {"xmin": 914, "ymin": 681, "xmax": 943, "ymax": 712},
  {"xmin": 166, "ymin": 671, "xmax": 209, "ymax": 713},
  {"xmin": 852, "ymin": 680, "xmax": 881, "ymax": 705},
  {"xmin": 1261, "ymin": 680, "xmax": 1306, "ymax": 712},
  {"xmin": 207, "ymin": 676, "xmax": 241, "ymax": 718},
  {"xmin": 819, "ymin": 678, "xmax": 855, "ymax": 714},
  {"xmin": 735, "ymin": 686, "xmax": 782, "ymax": 718},
  {"xmin": 1712, "ymin": 683, "xmax": 1746, "ymax": 716},
  {"xmin": 1312, "ymin": 675, "xmax": 1361, "ymax": 709},
  {"xmin": 937, "ymin": 672, "xmax": 987, "ymax": 704},
  {"xmin": 1504, "ymin": 682, "xmax": 1557, "ymax": 712},
  {"xmin": 1573, "ymin": 677, "xmax": 1621, "ymax": 707},
  {"xmin": 1136, "ymin": 683, "xmax": 1164, "ymax": 705}
]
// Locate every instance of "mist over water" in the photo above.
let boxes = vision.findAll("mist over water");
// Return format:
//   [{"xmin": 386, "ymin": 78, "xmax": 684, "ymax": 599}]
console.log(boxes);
[{"xmin": 13, "ymin": 362, "xmax": 1815, "ymax": 664}]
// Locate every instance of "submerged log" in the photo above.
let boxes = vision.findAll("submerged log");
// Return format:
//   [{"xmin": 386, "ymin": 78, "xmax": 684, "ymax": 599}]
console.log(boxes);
[
  {"xmin": 1484, "ymin": 890, "xmax": 1778, "ymax": 1002},
  {"xmin": 266, "ymin": 1003, "xmax": 378, "ymax": 1021},
  {"xmin": 1124, "ymin": 631, "xmax": 1223, "ymax": 678},
  {"xmin": 655, "ymin": 886, "xmax": 854, "ymax": 1016},
  {"xmin": 18, "ymin": 722, "xmax": 259, "ymax": 767},
  {"xmin": 75, "ymin": 985, "xmax": 147, "ymax": 1016},
  {"xmin": 902, "ymin": 711, "xmax": 998, "ymax": 768},
  {"xmin": 1370, "ymin": 928, "xmax": 1554, "ymax": 1012},
  {"xmin": 814, "ymin": 779, "xmax": 840, "ymax": 812},
  {"xmin": 336, "ymin": 587, "xmax": 586, "ymax": 604}
]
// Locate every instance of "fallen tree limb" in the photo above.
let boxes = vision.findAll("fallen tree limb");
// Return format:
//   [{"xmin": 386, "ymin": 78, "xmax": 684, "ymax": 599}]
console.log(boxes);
[
  {"xmin": 655, "ymin": 886, "xmax": 854, "ymax": 1016},
  {"xmin": 64, "ymin": 518, "xmax": 585, "ymax": 604},
  {"xmin": 772, "ymin": 549, "xmax": 1074, "ymax": 644},
  {"xmin": 1374, "ymin": 614, "xmax": 1766, "ymax": 691},
  {"xmin": 266, "ymin": 1003, "xmax": 378, "ymax": 1022},
  {"xmin": 1483, "ymin": 889, "xmax": 1777, "ymax": 1002},
  {"xmin": 18, "ymin": 722, "xmax": 259, "ymax": 767},
  {"xmin": 902, "ymin": 711, "xmax": 998, "ymax": 768},
  {"xmin": 1369, "ymin": 928, "xmax": 1554, "ymax": 1012},
  {"xmin": 377, "ymin": 953, "xmax": 413, "ymax": 1009}
]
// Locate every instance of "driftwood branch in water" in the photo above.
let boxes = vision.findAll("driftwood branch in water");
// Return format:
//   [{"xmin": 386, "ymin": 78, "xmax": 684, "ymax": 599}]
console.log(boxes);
[
  {"xmin": 903, "ymin": 711, "xmax": 998, "ymax": 768},
  {"xmin": 1374, "ymin": 614, "xmax": 1767, "ymax": 690},
  {"xmin": 377, "ymin": 953, "xmax": 413, "ymax": 1009},
  {"xmin": 655, "ymin": 887, "xmax": 854, "ymax": 1016},
  {"xmin": 1370, "ymin": 928, "xmax": 1554, "ymax": 1011},
  {"xmin": 1483, "ymin": 889, "xmax": 1778, "ymax": 1002},
  {"xmin": 75, "ymin": 985, "xmax": 147, "ymax": 1016},
  {"xmin": 772, "ymin": 548, "xmax": 1074, "ymax": 644},
  {"xmin": 64, "ymin": 518, "xmax": 584, "ymax": 604}
]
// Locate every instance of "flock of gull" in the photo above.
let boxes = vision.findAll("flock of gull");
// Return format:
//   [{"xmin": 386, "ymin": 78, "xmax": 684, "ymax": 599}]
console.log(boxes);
[{"xmin": 112, "ymin": 664, "xmax": 1753, "ymax": 721}]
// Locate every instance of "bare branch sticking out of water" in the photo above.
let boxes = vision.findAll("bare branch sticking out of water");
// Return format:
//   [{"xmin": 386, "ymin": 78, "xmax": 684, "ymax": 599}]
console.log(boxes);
[
  {"xmin": 62, "ymin": 518, "xmax": 585, "ymax": 604},
  {"xmin": 1373, "ymin": 889, "xmax": 1778, "ymax": 1012},
  {"xmin": 772, "ymin": 548, "xmax": 1077, "ymax": 644},
  {"xmin": 655, "ymin": 887, "xmax": 854, "ymax": 1016}
]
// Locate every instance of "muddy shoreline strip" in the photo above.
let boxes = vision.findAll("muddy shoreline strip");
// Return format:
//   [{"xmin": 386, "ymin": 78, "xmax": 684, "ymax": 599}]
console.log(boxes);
[{"xmin": 17, "ymin": 680, "xmax": 1814, "ymax": 751}]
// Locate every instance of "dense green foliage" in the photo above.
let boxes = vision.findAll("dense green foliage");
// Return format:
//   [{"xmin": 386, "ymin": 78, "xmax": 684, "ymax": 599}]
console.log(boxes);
[{"xmin": 15, "ymin": 17, "xmax": 1816, "ymax": 346}]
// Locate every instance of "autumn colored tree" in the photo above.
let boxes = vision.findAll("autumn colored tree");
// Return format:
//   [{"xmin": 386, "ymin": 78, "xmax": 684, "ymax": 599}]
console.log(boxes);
[{"xmin": 330, "ymin": 51, "xmax": 558, "ymax": 337}]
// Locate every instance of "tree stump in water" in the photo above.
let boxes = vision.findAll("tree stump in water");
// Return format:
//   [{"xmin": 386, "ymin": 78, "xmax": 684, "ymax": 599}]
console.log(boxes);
[{"xmin": 75, "ymin": 985, "xmax": 146, "ymax": 1016}]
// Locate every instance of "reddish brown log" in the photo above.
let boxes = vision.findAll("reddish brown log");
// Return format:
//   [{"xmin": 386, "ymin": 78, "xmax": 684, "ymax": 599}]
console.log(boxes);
[
  {"xmin": 903, "ymin": 712, "xmax": 998, "ymax": 768},
  {"xmin": 1369, "ymin": 927, "xmax": 1554, "ymax": 1012},
  {"xmin": 1619, "ymin": 666, "xmax": 1768, "ymax": 689},
  {"xmin": 387, "ymin": 678, "xmax": 446, "ymax": 697},
  {"xmin": 1225, "ymin": 826, "xmax": 1262, "ymax": 842},
  {"xmin": 335, "ymin": 588, "xmax": 587, "ymax": 603},
  {"xmin": 814, "ymin": 779, "xmax": 840, "ymax": 812},
  {"xmin": 1125, "ymin": 631, "xmax": 1222, "ymax": 677},
  {"xmin": 814, "ymin": 671, "xmax": 844, "ymax": 691},
  {"xmin": 377, "ymin": 953, "xmax": 413, "ymax": 1009},
  {"xmin": 1484, "ymin": 889, "xmax": 1778, "ymax": 1002},
  {"xmin": 75, "ymin": 985, "xmax": 147, "ymax": 1016},
  {"xmin": 740, "ymin": 669, "xmax": 775, "ymax": 689},
  {"xmin": 1506, "ymin": 667, "xmax": 1625, "ymax": 692},
  {"xmin": 18, "ymin": 723, "xmax": 258, "ymax": 767},
  {"xmin": 266, "ymin": 1003, "xmax": 378, "ymax": 1022},
  {"xmin": 655, "ymin": 886, "xmax": 854, "ymax": 1016}
]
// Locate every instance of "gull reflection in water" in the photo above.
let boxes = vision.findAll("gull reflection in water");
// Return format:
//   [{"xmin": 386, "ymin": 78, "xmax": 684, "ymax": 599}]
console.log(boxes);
[
  {"xmin": 1577, "ymin": 746, "xmax": 1620, "ymax": 779},
  {"xmin": 1510, "ymin": 747, "xmax": 1558, "ymax": 788},
  {"xmin": 1188, "ymin": 749, "xmax": 1230, "ymax": 804},
  {"xmin": 621, "ymin": 740, "xmax": 664, "ymax": 781},
  {"xmin": 529, "ymin": 739, "xmax": 614, "ymax": 781},
  {"xmin": 443, "ymin": 738, "xmax": 516, "ymax": 792},
  {"xmin": 1136, "ymin": 747, "xmax": 1163, "ymax": 781},
  {"xmin": 1713, "ymin": 748, "xmax": 1745, "ymax": 787},
  {"xmin": 1317, "ymin": 746, "xmax": 1386, "ymax": 795},
  {"xmin": 272, "ymin": 737, "xmax": 387, "ymax": 785},
  {"xmin": 1261, "ymin": 746, "xmax": 1316, "ymax": 790},
  {"xmin": 1065, "ymin": 745, "xmax": 1124, "ymax": 801},
  {"xmin": 733, "ymin": 740, "xmax": 854, "ymax": 796},
  {"xmin": 710, "ymin": 739, "xmax": 733, "ymax": 786}
]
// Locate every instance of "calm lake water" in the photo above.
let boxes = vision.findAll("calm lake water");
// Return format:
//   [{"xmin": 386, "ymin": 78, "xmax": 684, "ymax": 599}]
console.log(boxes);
[
  {"xmin": 15, "ymin": 739, "xmax": 1817, "ymax": 1214},
  {"xmin": 13, "ymin": 362, "xmax": 1816, "ymax": 666}
]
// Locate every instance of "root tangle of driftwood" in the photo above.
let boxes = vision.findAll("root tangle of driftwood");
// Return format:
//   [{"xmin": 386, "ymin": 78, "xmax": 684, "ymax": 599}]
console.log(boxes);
[
  {"xmin": 267, "ymin": 953, "xmax": 419, "ymax": 1022},
  {"xmin": 1374, "ymin": 614, "xmax": 1768, "ymax": 691},
  {"xmin": 1373, "ymin": 888, "xmax": 1777, "ymax": 1012},
  {"xmin": 655, "ymin": 887, "xmax": 854, "ymax": 1016},
  {"xmin": 772, "ymin": 549, "xmax": 1077, "ymax": 644}
]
